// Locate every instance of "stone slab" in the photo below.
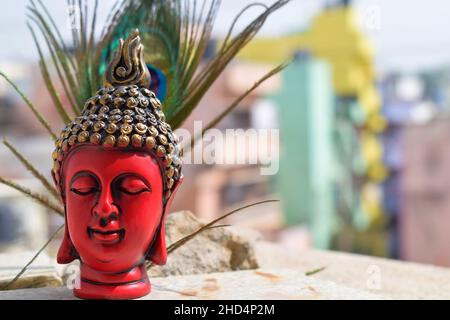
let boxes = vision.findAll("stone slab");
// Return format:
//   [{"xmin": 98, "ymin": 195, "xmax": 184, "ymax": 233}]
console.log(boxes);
[
  {"xmin": 2, "ymin": 243, "xmax": 450, "ymax": 299},
  {"xmin": 255, "ymin": 244, "xmax": 450, "ymax": 299},
  {"xmin": 0, "ymin": 268, "xmax": 382, "ymax": 300}
]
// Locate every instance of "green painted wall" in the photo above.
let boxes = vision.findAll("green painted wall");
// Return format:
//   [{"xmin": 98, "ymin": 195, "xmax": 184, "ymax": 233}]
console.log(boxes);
[{"xmin": 273, "ymin": 57, "xmax": 335, "ymax": 249}]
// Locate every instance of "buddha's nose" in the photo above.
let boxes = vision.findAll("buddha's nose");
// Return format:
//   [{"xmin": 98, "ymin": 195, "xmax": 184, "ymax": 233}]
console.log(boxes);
[{"xmin": 92, "ymin": 189, "xmax": 119, "ymax": 225}]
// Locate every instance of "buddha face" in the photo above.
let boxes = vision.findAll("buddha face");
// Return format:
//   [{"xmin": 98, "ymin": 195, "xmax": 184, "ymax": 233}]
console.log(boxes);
[{"xmin": 62, "ymin": 145, "xmax": 164, "ymax": 273}]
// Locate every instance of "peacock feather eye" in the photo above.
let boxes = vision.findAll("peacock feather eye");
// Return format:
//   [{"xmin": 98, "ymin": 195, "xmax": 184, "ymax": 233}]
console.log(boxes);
[{"xmin": 147, "ymin": 64, "xmax": 167, "ymax": 102}]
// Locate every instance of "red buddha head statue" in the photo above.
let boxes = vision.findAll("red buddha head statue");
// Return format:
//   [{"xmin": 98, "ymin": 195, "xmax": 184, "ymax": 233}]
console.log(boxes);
[{"xmin": 51, "ymin": 30, "xmax": 183, "ymax": 299}]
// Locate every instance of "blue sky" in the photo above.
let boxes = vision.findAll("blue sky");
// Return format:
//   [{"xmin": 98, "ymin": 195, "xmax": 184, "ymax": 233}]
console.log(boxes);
[{"xmin": 1, "ymin": 0, "xmax": 449, "ymax": 72}]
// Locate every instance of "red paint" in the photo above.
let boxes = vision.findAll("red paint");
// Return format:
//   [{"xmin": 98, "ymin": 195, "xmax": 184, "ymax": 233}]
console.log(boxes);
[{"xmin": 56, "ymin": 145, "xmax": 180, "ymax": 299}]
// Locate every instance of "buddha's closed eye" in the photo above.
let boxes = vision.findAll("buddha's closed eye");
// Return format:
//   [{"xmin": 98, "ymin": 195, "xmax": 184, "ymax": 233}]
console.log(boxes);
[
  {"xmin": 116, "ymin": 175, "xmax": 151, "ymax": 195},
  {"xmin": 70, "ymin": 174, "xmax": 99, "ymax": 196}
]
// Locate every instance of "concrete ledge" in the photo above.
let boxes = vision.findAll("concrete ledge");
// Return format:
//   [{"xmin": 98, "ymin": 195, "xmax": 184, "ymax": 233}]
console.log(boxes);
[
  {"xmin": 256, "ymin": 246, "xmax": 450, "ymax": 299},
  {"xmin": 0, "ymin": 268, "xmax": 382, "ymax": 300},
  {"xmin": 2, "ymin": 247, "xmax": 450, "ymax": 299}
]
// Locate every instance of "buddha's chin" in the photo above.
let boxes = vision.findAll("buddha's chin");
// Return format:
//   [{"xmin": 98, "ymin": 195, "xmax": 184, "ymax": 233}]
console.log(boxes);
[
  {"xmin": 78, "ymin": 246, "xmax": 143, "ymax": 272},
  {"xmin": 82, "ymin": 256, "xmax": 137, "ymax": 273}
]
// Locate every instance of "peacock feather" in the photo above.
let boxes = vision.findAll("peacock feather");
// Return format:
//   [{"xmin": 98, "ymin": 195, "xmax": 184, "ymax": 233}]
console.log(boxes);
[
  {"xmin": 0, "ymin": 0, "xmax": 290, "ymax": 289},
  {"xmin": 25, "ymin": 0, "xmax": 290, "ymax": 129}
]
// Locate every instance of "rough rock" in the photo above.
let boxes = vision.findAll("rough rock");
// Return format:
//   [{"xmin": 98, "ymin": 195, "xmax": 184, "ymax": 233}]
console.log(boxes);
[{"xmin": 148, "ymin": 211, "xmax": 262, "ymax": 277}]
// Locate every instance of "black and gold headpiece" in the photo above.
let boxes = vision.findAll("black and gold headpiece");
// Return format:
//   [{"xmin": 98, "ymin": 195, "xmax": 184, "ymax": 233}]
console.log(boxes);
[{"xmin": 52, "ymin": 30, "xmax": 182, "ymax": 199}]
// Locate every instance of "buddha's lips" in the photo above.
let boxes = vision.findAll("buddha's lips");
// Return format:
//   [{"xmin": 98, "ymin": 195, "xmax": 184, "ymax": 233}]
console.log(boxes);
[{"xmin": 87, "ymin": 227, "xmax": 125, "ymax": 244}]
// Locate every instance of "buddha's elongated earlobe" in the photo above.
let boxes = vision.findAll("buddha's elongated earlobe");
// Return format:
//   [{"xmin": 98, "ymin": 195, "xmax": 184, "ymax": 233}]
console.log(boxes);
[
  {"xmin": 147, "ymin": 215, "xmax": 167, "ymax": 265},
  {"xmin": 146, "ymin": 176, "xmax": 184, "ymax": 265},
  {"xmin": 57, "ymin": 222, "xmax": 77, "ymax": 263},
  {"xmin": 51, "ymin": 170, "xmax": 77, "ymax": 264}
]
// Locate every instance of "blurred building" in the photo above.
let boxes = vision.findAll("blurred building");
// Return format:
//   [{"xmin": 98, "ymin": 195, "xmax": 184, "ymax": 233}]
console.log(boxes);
[
  {"xmin": 401, "ymin": 116, "xmax": 450, "ymax": 266},
  {"xmin": 381, "ymin": 69, "xmax": 450, "ymax": 266}
]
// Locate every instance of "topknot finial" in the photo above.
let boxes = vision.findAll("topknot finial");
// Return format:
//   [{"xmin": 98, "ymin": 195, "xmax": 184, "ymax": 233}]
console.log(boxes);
[{"xmin": 103, "ymin": 29, "xmax": 151, "ymax": 88}]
